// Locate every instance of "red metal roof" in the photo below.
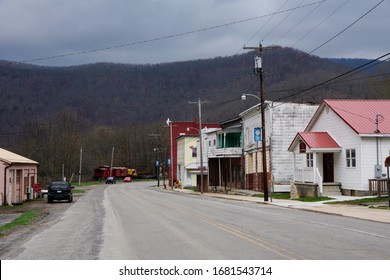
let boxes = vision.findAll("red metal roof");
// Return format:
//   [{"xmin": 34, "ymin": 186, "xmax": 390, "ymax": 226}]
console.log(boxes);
[
  {"xmin": 297, "ymin": 132, "xmax": 341, "ymax": 149},
  {"xmin": 323, "ymin": 100, "xmax": 390, "ymax": 134}
]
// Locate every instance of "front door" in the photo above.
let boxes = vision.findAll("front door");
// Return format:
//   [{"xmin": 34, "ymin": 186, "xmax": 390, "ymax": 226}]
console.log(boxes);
[{"xmin": 323, "ymin": 153, "xmax": 334, "ymax": 182}]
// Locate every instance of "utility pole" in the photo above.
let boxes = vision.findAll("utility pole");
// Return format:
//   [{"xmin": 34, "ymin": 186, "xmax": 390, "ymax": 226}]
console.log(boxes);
[
  {"xmin": 166, "ymin": 118, "xmax": 173, "ymax": 188},
  {"xmin": 78, "ymin": 147, "xmax": 83, "ymax": 186},
  {"xmin": 110, "ymin": 147, "xmax": 115, "ymax": 177},
  {"xmin": 189, "ymin": 98, "xmax": 207, "ymax": 194},
  {"xmin": 149, "ymin": 133, "xmax": 162, "ymax": 187},
  {"xmin": 243, "ymin": 43, "xmax": 278, "ymax": 202}
]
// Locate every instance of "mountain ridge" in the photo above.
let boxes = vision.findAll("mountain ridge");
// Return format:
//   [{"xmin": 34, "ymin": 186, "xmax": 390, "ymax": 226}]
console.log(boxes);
[{"xmin": 0, "ymin": 47, "xmax": 387, "ymax": 144}]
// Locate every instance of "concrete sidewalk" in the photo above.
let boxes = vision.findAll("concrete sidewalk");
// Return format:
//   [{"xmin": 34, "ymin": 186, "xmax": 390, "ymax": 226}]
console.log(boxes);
[{"xmin": 169, "ymin": 187, "xmax": 390, "ymax": 224}]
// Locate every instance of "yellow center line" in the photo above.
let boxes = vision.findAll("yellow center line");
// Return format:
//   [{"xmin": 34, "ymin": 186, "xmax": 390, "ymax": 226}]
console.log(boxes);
[{"xmin": 163, "ymin": 201, "xmax": 305, "ymax": 260}]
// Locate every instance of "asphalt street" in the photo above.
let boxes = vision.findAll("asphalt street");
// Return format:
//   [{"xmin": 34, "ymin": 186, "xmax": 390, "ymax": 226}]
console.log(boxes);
[{"xmin": 4, "ymin": 181, "xmax": 390, "ymax": 260}]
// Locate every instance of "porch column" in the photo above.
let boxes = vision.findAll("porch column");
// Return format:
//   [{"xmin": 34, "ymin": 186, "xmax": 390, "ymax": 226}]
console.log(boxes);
[
  {"xmin": 218, "ymin": 158, "xmax": 221, "ymax": 188},
  {"xmin": 229, "ymin": 158, "xmax": 232, "ymax": 187},
  {"xmin": 313, "ymin": 152, "xmax": 317, "ymax": 184},
  {"xmin": 292, "ymin": 152, "xmax": 296, "ymax": 181},
  {"xmin": 8, "ymin": 170, "xmax": 14, "ymax": 205}
]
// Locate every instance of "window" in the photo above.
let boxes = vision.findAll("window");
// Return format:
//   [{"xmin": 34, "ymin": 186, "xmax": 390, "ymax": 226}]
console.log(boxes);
[
  {"xmin": 217, "ymin": 133, "xmax": 225, "ymax": 148},
  {"xmin": 245, "ymin": 127, "xmax": 249, "ymax": 144},
  {"xmin": 299, "ymin": 140, "xmax": 306, "ymax": 153},
  {"xmin": 191, "ymin": 147, "xmax": 197, "ymax": 158},
  {"xmin": 346, "ymin": 149, "xmax": 356, "ymax": 167},
  {"xmin": 306, "ymin": 153, "xmax": 313, "ymax": 168}
]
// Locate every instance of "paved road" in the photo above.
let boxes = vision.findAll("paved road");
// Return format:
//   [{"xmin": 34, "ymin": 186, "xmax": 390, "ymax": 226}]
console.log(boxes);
[
  {"xmin": 5, "ymin": 181, "xmax": 390, "ymax": 259},
  {"xmin": 100, "ymin": 182, "xmax": 390, "ymax": 259}
]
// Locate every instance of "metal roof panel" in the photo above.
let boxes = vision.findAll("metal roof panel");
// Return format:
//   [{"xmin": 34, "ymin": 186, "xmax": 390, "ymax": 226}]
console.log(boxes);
[
  {"xmin": 324, "ymin": 100, "xmax": 390, "ymax": 134},
  {"xmin": 298, "ymin": 132, "xmax": 341, "ymax": 149}
]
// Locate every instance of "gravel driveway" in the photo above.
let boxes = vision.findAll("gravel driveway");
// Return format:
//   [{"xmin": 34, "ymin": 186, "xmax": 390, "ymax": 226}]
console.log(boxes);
[{"xmin": 0, "ymin": 194, "xmax": 78, "ymax": 258}]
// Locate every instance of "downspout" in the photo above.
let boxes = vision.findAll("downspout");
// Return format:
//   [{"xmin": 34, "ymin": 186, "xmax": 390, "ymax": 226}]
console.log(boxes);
[{"xmin": 4, "ymin": 163, "xmax": 12, "ymax": 205}]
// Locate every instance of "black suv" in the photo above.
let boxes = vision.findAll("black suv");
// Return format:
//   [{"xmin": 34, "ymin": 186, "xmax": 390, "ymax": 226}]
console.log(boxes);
[{"xmin": 47, "ymin": 181, "xmax": 74, "ymax": 203}]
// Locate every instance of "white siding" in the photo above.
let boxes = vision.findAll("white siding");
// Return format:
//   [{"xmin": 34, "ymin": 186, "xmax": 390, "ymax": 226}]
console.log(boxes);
[
  {"xmin": 176, "ymin": 136, "xmax": 198, "ymax": 186},
  {"xmin": 242, "ymin": 107, "xmax": 271, "ymax": 152},
  {"xmin": 241, "ymin": 106, "xmax": 271, "ymax": 175},
  {"xmin": 270, "ymin": 102, "xmax": 318, "ymax": 185},
  {"xmin": 204, "ymin": 128, "xmax": 220, "ymax": 158},
  {"xmin": 309, "ymin": 106, "xmax": 363, "ymax": 190},
  {"xmin": 361, "ymin": 137, "xmax": 390, "ymax": 189},
  {"xmin": 176, "ymin": 137, "xmax": 186, "ymax": 183},
  {"xmin": 241, "ymin": 102, "xmax": 318, "ymax": 190}
]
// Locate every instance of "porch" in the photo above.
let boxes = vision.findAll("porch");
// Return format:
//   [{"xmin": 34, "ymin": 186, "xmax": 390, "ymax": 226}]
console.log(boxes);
[
  {"xmin": 291, "ymin": 181, "xmax": 342, "ymax": 198},
  {"xmin": 208, "ymin": 157, "xmax": 242, "ymax": 192}
]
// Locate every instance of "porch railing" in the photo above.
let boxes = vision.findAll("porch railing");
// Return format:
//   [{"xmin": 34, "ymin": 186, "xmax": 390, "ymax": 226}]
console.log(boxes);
[
  {"xmin": 368, "ymin": 179, "xmax": 389, "ymax": 196},
  {"xmin": 294, "ymin": 168, "xmax": 313, "ymax": 183}
]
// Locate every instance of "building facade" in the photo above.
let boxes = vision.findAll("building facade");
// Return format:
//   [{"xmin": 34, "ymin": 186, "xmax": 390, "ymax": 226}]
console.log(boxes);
[
  {"xmin": 176, "ymin": 134, "xmax": 199, "ymax": 187},
  {"xmin": 240, "ymin": 101, "xmax": 318, "ymax": 192},
  {"xmin": 288, "ymin": 99, "xmax": 390, "ymax": 196},
  {"xmin": 0, "ymin": 148, "xmax": 39, "ymax": 205},
  {"xmin": 166, "ymin": 119, "xmax": 220, "ymax": 187},
  {"xmin": 207, "ymin": 118, "xmax": 243, "ymax": 192}
]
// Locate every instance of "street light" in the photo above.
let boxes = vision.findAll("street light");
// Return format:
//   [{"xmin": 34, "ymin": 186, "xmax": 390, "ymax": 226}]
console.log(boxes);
[
  {"xmin": 241, "ymin": 90, "xmax": 269, "ymax": 202},
  {"xmin": 241, "ymin": 92, "xmax": 260, "ymax": 101}
]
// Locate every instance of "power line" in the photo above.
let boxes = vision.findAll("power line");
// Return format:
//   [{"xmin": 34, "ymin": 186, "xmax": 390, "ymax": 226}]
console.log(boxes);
[
  {"xmin": 273, "ymin": 0, "xmax": 325, "ymax": 45},
  {"xmin": 327, "ymin": 58, "xmax": 390, "ymax": 85},
  {"xmin": 19, "ymin": 0, "xmax": 326, "ymax": 64},
  {"xmin": 275, "ymin": 0, "xmax": 383, "ymax": 73},
  {"xmin": 306, "ymin": 0, "xmax": 384, "ymax": 56},
  {"xmin": 273, "ymin": 52, "xmax": 390, "ymax": 103},
  {"xmin": 291, "ymin": 0, "xmax": 351, "ymax": 48},
  {"xmin": 239, "ymin": 0, "xmax": 382, "ymax": 103},
  {"xmin": 244, "ymin": 0, "xmax": 290, "ymax": 46},
  {"xmin": 262, "ymin": 0, "xmax": 306, "ymax": 43}
]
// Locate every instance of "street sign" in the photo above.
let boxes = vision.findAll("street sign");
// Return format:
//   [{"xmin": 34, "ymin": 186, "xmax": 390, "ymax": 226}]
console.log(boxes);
[
  {"xmin": 254, "ymin": 127, "xmax": 262, "ymax": 142},
  {"xmin": 155, "ymin": 160, "xmax": 159, "ymax": 167}
]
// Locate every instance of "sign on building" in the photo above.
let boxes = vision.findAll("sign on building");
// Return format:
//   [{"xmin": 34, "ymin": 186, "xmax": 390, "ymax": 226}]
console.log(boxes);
[{"xmin": 254, "ymin": 127, "xmax": 262, "ymax": 142}]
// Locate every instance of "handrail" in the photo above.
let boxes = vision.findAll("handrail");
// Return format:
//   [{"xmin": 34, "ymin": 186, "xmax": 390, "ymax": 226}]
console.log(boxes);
[{"xmin": 315, "ymin": 168, "xmax": 323, "ymax": 196}]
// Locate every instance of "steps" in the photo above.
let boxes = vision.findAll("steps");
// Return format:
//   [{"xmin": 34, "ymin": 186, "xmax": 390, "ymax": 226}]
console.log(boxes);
[{"xmin": 322, "ymin": 183, "xmax": 342, "ymax": 196}]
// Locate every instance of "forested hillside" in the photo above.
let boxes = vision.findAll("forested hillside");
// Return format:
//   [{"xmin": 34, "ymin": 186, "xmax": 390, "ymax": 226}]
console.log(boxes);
[{"xmin": 0, "ymin": 47, "xmax": 388, "ymax": 182}]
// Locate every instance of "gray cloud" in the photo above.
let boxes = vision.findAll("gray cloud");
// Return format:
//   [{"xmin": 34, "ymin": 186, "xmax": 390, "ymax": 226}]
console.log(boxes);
[{"xmin": 0, "ymin": 0, "xmax": 388, "ymax": 66}]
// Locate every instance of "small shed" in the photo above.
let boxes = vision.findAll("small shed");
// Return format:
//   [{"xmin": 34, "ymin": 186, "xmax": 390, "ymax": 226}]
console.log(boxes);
[{"xmin": 0, "ymin": 148, "xmax": 39, "ymax": 205}]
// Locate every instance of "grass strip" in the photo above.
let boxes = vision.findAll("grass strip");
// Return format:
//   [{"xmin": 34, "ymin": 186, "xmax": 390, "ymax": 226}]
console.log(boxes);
[
  {"xmin": 293, "ymin": 196, "xmax": 335, "ymax": 202},
  {"xmin": 0, "ymin": 210, "xmax": 39, "ymax": 236},
  {"xmin": 326, "ymin": 196, "xmax": 388, "ymax": 205}
]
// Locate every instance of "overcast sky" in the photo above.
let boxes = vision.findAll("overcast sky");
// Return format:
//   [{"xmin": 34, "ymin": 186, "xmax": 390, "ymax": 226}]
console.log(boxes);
[{"xmin": 0, "ymin": 0, "xmax": 388, "ymax": 66}]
